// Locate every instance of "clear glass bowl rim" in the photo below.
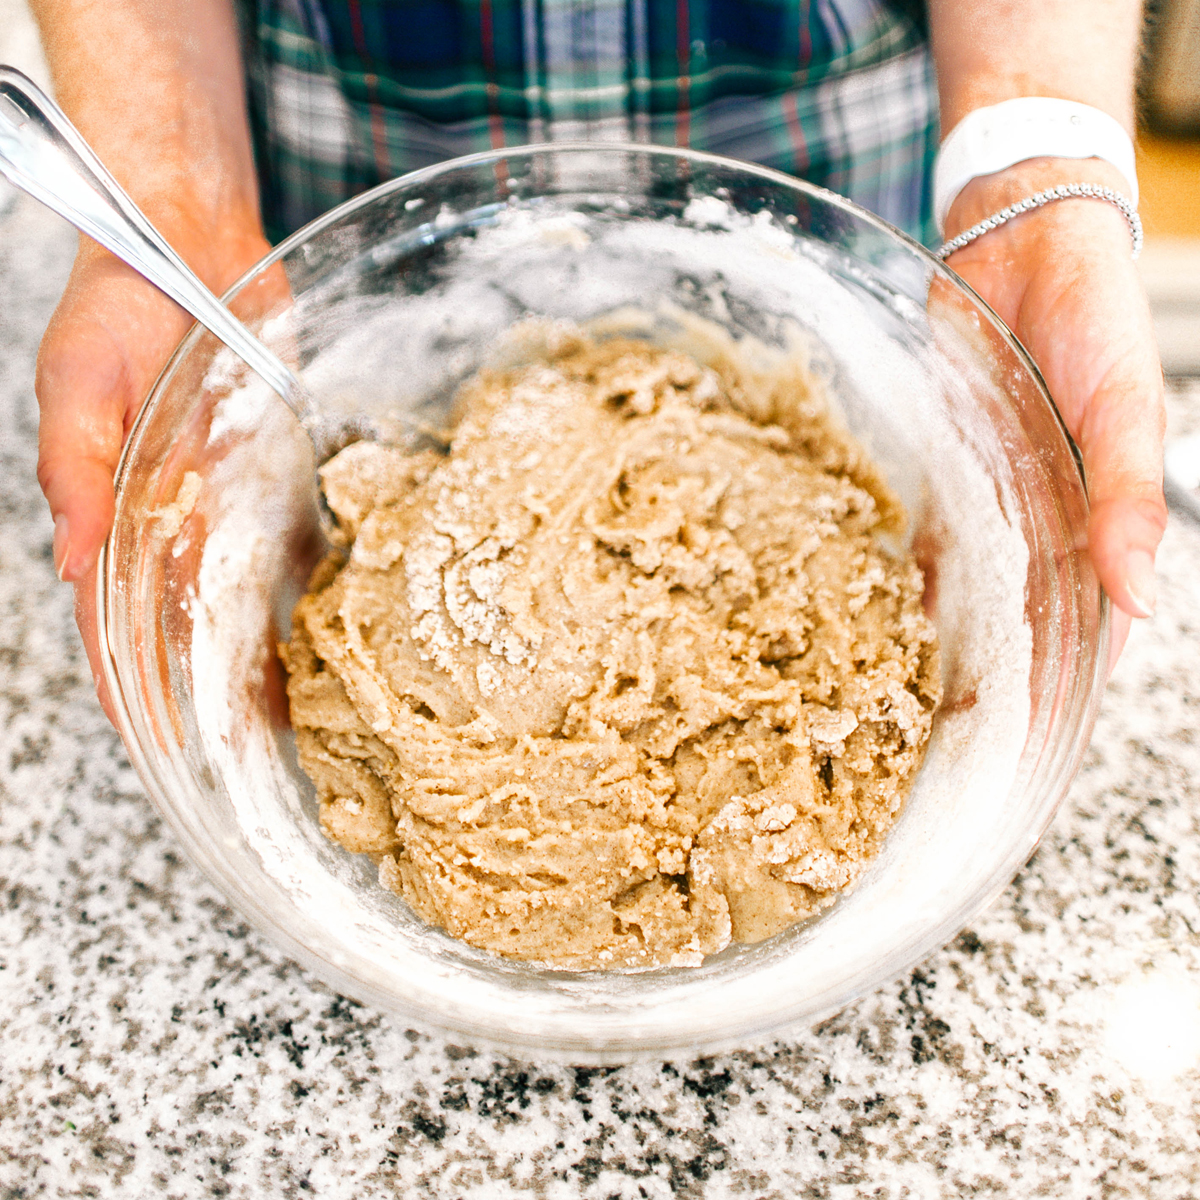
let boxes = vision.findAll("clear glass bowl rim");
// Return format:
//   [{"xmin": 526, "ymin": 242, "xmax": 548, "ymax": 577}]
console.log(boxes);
[{"xmin": 97, "ymin": 141, "xmax": 1111, "ymax": 1059}]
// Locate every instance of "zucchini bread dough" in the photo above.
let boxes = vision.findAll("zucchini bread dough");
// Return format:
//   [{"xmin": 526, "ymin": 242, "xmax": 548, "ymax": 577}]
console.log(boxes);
[{"xmin": 282, "ymin": 327, "xmax": 940, "ymax": 969}]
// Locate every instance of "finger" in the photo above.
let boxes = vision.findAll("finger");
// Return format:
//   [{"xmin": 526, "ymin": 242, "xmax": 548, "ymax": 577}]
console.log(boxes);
[
  {"xmin": 1043, "ymin": 284, "xmax": 1167, "ymax": 620},
  {"xmin": 1072, "ymin": 347, "xmax": 1167, "ymax": 621},
  {"xmin": 72, "ymin": 561, "xmax": 117, "ymax": 725},
  {"xmin": 1108, "ymin": 606, "xmax": 1132, "ymax": 679}
]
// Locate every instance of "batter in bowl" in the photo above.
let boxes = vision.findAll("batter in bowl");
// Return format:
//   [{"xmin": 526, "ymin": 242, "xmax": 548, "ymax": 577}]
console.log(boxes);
[{"xmin": 281, "ymin": 324, "xmax": 940, "ymax": 969}]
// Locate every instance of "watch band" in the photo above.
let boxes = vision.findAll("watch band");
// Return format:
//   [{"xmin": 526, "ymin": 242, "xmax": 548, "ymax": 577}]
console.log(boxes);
[{"xmin": 933, "ymin": 97, "xmax": 1139, "ymax": 234}]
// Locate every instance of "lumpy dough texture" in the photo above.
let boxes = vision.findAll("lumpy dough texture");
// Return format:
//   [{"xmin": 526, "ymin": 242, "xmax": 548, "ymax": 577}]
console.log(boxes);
[{"xmin": 281, "ymin": 327, "xmax": 941, "ymax": 969}]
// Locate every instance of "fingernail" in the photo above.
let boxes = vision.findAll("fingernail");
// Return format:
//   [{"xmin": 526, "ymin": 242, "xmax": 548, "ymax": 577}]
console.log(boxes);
[
  {"xmin": 53, "ymin": 513, "xmax": 71, "ymax": 581},
  {"xmin": 1125, "ymin": 549, "xmax": 1157, "ymax": 618}
]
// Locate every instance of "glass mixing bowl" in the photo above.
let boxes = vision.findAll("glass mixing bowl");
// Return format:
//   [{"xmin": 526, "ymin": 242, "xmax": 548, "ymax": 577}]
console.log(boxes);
[{"xmin": 98, "ymin": 144, "xmax": 1108, "ymax": 1062}]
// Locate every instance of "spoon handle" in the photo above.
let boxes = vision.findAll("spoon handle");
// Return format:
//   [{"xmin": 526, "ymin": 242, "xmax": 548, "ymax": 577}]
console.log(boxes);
[{"xmin": 0, "ymin": 65, "xmax": 302, "ymax": 408}]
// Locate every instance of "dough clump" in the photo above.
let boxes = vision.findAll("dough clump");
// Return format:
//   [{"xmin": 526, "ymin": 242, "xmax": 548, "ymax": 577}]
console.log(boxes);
[{"xmin": 281, "ymin": 327, "xmax": 940, "ymax": 969}]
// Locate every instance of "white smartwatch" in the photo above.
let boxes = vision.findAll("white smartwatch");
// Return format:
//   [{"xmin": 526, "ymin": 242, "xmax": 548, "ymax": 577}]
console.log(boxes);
[{"xmin": 933, "ymin": 97, "xmax": 1139, "ymax": 235}]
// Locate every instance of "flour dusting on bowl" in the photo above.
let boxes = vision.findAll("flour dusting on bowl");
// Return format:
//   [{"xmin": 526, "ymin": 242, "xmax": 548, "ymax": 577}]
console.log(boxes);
[{"xmin": 103, "ymin": 147, "xmax": 1100, "ymax": 1060}]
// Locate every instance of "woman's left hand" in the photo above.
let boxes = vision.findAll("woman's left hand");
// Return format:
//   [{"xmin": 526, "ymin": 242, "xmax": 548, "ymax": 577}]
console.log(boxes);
[{"xmin": 941, "ymin": 157, "xmax": 1167, "ymax": 670}]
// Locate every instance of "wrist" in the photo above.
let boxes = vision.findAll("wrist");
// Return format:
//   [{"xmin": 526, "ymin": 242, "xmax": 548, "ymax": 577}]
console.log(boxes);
[{"xmin": 74, "ymin": 200, "xmax": 268, "ymax": 297}]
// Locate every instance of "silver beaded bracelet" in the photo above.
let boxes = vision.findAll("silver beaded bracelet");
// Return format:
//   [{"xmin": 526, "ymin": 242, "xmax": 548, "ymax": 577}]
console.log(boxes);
[{"xmin": 935, "ymin": 183, "xmax": 1143, "ymax": 261}]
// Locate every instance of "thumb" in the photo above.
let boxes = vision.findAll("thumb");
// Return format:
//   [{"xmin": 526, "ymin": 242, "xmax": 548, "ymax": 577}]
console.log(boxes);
[
  {"xmin": 1071, "ymin": 345, "xmax": 1167, "ymax": 622},
  {"xmin": 36, "ymin": 248, "xmax": 193, "ymax": 582},
  {"xmin": 944, "ymin": 209, "xmax": 1167, "ymax": 624}
]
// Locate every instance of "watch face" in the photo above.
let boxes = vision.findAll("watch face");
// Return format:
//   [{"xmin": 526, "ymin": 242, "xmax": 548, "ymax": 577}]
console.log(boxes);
[{"xmin": 1143, "ymin": 0, "xmax": 1200, "ymax": 134}]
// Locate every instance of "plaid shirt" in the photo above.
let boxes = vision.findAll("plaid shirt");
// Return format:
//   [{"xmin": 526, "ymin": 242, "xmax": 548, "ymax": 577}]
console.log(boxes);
[{"xmin": 238, "ymin": 0, "xmax": 937, "ymax": 245}]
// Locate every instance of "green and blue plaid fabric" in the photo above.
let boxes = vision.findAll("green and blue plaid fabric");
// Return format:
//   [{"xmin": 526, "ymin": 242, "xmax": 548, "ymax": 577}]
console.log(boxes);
[{"xmin": 237, "ymin": 0, "xmax": 937, "ymax": 245}]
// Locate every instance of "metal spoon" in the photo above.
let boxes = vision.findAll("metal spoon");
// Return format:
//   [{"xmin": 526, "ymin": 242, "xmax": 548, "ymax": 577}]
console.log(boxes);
[{"xmin": 0, "ymin": 65, "xmax": 351, "ymax": 523}]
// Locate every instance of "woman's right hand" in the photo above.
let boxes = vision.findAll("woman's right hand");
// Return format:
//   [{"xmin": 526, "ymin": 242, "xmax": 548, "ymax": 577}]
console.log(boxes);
[
  {"xmin": 28, "ymin": 0, "xmax": 268, "ymax": 718},
  {"xmin": 36, "ymin": 228, "xmax": 270, "ymax": 718}
]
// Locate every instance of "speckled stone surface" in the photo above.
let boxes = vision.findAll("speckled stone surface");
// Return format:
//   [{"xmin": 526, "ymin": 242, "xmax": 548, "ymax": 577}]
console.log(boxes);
[{"xmin": 3, "ymin": 143, "xmax": 1200, "ymax": 1200}]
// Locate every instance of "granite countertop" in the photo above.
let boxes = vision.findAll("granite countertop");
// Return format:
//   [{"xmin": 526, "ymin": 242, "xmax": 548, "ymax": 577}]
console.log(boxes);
[{"xmin": 2, "ymin": 176, "xmax": 1199, "ymax": 1198}]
